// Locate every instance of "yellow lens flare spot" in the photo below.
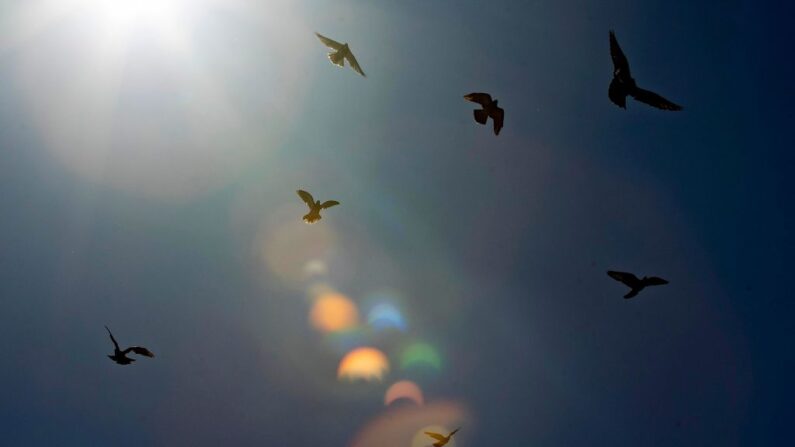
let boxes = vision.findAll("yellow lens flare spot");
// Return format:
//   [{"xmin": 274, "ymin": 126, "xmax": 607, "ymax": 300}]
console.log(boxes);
[
  {"xmin": 338, "ymin": 347, "xmax": 390, "ymax": 382},
  {"xmin": 384, "ymin": 380, "xmax": 424, "ymax": 406},
  {"xmin": 309, "ymin": 293, "xmax": 359, "ymax": 333}
]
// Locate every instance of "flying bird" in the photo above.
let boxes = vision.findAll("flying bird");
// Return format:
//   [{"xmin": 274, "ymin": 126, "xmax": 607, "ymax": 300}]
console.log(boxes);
[
  {"xmin": 608, "ymin": 31, "xmax": 682, "ymax": 111},
  {"xmin": 607, "ymin": 271, "xmax": 669, "ymax": 299},
  {"xmin": 297, "ymin": 189, "xmax": 339, "ymax": 224},
  {"xmin": 424, "ymin": 428, "xmax": 460, "ymax": 447},
  {"xmin": 315, "ymin": 32, "xmax": 366, "ymax": 77},
  {"xmin": 105, "ymin": 326, "xmax": 154, "ymax": 365},
  {"xmin": 464, "ymin": 93, "xmax": 504, "ymax": 135}
]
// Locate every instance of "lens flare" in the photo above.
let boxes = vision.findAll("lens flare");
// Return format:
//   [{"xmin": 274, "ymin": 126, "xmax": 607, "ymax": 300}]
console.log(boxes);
[
  {"xmin": 401, "ymin": 342, "xmax": 442, "ymax": 371},
  {"xmin": 258, "ymin": 216, "xmax": 336, "ymax": 287},
  {"xmin": 310, "ymin": 293, "xmax": 357, "ymax": 331},
  {"xmin": 384, "ymin": 380, "xmax": 424, "ymax": 406},
  {"xmin": 304, "ymin": 259, "xmax": 328, "ymax": 278},
  {"xmin": 350, "ymin": 401, "xmax": 470, "ymax": 447},
  {"xmin": 309, "ymin": 293, "xmax": 359, "ymax": 333},
  {"xmin": 367, "ymin": 303, "xmax": 407, "ymax": 332},
  {"xmin": 338, "ymin": 347, "xmax": 389, "ymax": 382}
]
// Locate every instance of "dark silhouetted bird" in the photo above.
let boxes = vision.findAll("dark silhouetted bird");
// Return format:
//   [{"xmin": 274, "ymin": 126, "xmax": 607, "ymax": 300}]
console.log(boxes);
[
  {"xmin": 297, "ymin": 190, "xmax": 339, "ymax": 224},
  {"xmin": 315, "ymin": 32, "xmax": 365, "ymax": 77},
  {"xmin": 105, "ymin": 326, "xmax": 154, "ymax": 365},
  {"xmin": 424, "ymin": 428, "xmax": 460, "ymax": 447},
  {"xmin": 464, "ymin": 93, "xmax": 504, "ymax": 135},
  {"xmin": 609, "ymin": 31, "xmax": 682, "ymax": 111},
  {"xmin": 607, "ymin": 271, "xmax": 669, "ymax": 299}
]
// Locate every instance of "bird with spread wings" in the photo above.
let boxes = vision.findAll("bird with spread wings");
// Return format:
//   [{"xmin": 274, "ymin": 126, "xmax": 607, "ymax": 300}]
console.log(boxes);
[
  {"xmin": 297, "ymin": 189, "xmax": 339, "ymax": 224},
  {"xmin": 607, "ymin": 271, "xmax": 669, "ymax": 299},
  {"xmin": 424, "ymin": 428, "xmax": 460, "ymax": 447},
  {"xmin": 464, "ymin": 93, "xmax": 504, "ymax": 135},
  {"xmin": 105, "ymin": 326, "xmax": 155, "ymax": 365},
  {"xmin": 315, "ymin": 32, "xmax": 366, "ymax": 77},
  {"xmin": 609, "ymin": 30, "xmax": 682, "ymax": 111}
]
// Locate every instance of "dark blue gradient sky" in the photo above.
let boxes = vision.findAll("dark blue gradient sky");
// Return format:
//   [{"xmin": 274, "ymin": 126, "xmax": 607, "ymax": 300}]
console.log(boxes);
[{"xmin": 0, "ymin": 0, "xmax": 792, "ymax": 445}]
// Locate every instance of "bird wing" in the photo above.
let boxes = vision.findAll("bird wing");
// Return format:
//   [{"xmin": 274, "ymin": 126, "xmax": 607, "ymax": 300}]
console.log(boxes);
[
  {"xmin": 644, "ymin": 276, "xmax": 669, "ymax": 286},
  {"xmin": 492, "ymin": 107, "xmax": 504, "ymax": 135},
  {"xmin": 609, "ymin": 30, "xmax": 631, "ymax": 77},
  {"xmin": 425, "ymin": 432, "xmax": 447, "ymax": 441},
  {"xmin": 124, "ymin": 346, "xmax": 155, "ymax": 358},
  {"xmin": 315, "ymin": 32, "xmax": 343, "ymax": 50},
  {"xmin": 630, "ymin": 87, "xmax": 682, "ymax": 111},
  {"xmin": 448, "ymin": 428, "xmax": 460, "ymax": 437},
  {"xmin": 105, "ymin": 326, "xmax": 120, "ymax": 351},
  {"xmin": 297, "ymin": 190, "xmax": 315, "ymax": 207},
  {"xmin": 464, "ymin": 92, "xmax": 492, "ymax": 107},
  {"xmin": 345, "ymin": 50, "xmax": 366, "ymax": 77},
  {"xmin": 607, "ymin": 270, "xmax": 639, "ymax": 287},
  {"xmin": 320, "ymin": 200, "xmax": 340, "ymax": 209}
]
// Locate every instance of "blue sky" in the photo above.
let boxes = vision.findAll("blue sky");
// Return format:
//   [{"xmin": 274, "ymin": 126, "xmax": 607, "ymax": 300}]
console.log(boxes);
[{"xmin": 0, "ymin": 0, "xmax": 792, "ymax": 445}]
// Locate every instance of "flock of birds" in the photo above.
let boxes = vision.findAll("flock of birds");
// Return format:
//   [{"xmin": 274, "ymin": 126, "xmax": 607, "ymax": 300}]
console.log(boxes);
[{"xmin": 103, "ymin": 28, "xmax": 679, "ymax": 446}]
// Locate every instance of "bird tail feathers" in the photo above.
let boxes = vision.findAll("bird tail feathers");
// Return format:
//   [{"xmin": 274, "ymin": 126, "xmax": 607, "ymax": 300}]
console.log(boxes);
[{"xmin": 328, "ymin": 51, "xmax": 345, "ymax": 67}]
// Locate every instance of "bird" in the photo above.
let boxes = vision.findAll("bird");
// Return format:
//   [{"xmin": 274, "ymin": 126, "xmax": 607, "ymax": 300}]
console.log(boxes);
[
  {"xmin": 297, "ymin": 190, "xmax": 339, "ymax": 223},
  {"xmin": 315, "ymin": 32, "xmax": 366, "ymax": 77},
  {"xmin": 424, "ymin": 428, "xmax": 460, "ymax": 447},
  {"xmin": 105, "ymin": 326, "xmax": 154, "ymax": 365},
  {"xmin": 464, "ymin": 93, "xmax": 504, "ymax": 135},
  {"xmin": 607, "ymin": 271, "xmax": 669, "ymax": 299},
  {"xmin": 608, "ymin": 30, "xmax": 682, "ymax": 111}
]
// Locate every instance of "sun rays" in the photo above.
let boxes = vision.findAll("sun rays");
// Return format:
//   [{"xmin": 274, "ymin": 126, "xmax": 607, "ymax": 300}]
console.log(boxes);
[{"xmin": 6, "ymin": 0, "xmax": 313, "ymax": 199}]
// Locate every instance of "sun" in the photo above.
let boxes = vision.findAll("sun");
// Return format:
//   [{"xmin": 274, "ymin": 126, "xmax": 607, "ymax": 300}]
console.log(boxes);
[{"xmin": 87, "ymin": 0, "xmax": 187, "ymax": 43}]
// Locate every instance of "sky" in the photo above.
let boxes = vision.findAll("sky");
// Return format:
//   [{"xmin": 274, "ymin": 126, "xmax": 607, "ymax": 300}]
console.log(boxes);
[{"xmin": 0, "ymin": 0, "xmax": 792, "ymax": 445}]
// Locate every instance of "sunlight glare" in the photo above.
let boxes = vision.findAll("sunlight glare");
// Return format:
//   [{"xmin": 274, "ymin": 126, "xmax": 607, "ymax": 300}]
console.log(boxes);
[{"xmin": 94, "ymin": 0, "xmax": 181, "ymax": 31}]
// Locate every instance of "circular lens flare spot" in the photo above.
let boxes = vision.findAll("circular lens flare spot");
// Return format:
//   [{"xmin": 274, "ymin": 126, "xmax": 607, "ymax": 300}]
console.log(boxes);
[
  {"xmin": 338, "ymin": 347, "xmax": 390, "ymax": 382},
  {"xmin": 401, "ymin": 343, "xmax": 442, "ymax": 371},
  {"xmin": 384, "ymin": 380, "xmax": 424, "ymax": 406},
  {"xmin": 367, "ymin": 303, "xmax": 407, "ymax": 332},
  {"xmin": 310, "ymin": 293, "xmax": 359, "ymax": 333}
]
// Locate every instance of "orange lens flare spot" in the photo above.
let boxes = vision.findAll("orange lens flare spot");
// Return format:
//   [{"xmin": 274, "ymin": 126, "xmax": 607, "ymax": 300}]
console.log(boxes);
[
  {"xmin": 338, "ymin": 347, "xmax": 390, "ymax": 382},
  {"xmin": 309, "ymin": 293, "xmax": 360, "ymax": 333},
  {"xmin": 384, "ymin": 380, "xmax": 424, "ymax": 406}
]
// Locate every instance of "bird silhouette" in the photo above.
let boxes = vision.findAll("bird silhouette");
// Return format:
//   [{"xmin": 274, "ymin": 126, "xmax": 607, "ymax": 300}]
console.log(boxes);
[
  {"xmin": 464, "ymin": 93, "xmax": 504, "ymax": 135},
  {"xmin": 608, "ymin": 31, "xmax": 682, "ymax": 111},
  {"xmin": 315, "ymin": 32, "xmax": 366, "ymax": 77},
  {"xmin": 105, "ymin": 326, "xmax": 154, "ymax": 365},
  {"xmin": 424, "ymin": 428, "xmax": 460, "ymax": 447},
  {"xmin": 607, "ymin": 271, "xmax": 669, "ymax": 299},
  {"xmin": 297, "ymin": 190, "xmax": 339, "ymax": 224}
]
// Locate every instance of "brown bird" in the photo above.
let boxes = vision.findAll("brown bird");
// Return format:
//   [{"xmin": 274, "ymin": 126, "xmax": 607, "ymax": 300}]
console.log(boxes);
[
  {"xmin": 607, "ymin": 271, "xmax": 669, "ymax": 299},
  {"xmin": 424, "ymin": 428, "xmax": 460, "ymax": 447},
  {"xmin": 315, "ymin": 32, "xmax": 366, "ymax": 77},
  {"xmin": 297, "ymin": 190, "xmax": 339, "ymax": 223},
  {"xmin": 464, "ymin": 93, "xmax": 504, "ymax": 135},
  {"xmin": 609, "ymin": 31, "xmax": 682, "ymax": 111},
  {"xmin": 105, "ymin": 326, "xmax": 154, "ymax": 365}
]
